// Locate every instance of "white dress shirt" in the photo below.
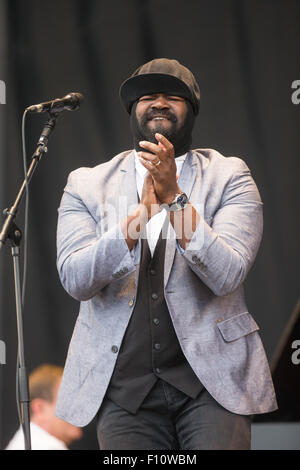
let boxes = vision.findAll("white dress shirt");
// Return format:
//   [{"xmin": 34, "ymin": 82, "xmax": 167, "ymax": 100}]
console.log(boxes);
[
  {"xmin": 134, "ymin": 150, "xmax": 186, "ymax": 256},
  {"xmin": 5, "ymin": 422, "xmax": 68, "ymax": 450}
]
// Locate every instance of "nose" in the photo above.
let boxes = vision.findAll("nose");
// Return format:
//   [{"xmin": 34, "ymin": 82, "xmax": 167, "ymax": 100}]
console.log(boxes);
[{"xmin": 151, "ymin": 94, "xmax": 169, "ymax": 109}]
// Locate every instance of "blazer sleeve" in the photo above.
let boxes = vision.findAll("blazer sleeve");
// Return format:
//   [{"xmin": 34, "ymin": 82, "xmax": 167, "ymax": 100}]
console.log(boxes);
[
  {"xmin": 180, "ymin": 158, "xmax": 263, "ymax": 296},
  {"xmin": 56, "ymin": 170, "xmax": 137, "ymax": 301}
]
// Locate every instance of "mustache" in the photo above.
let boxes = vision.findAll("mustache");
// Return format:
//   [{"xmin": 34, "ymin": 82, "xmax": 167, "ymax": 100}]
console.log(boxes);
[{"xmin": 144, "ymin": 109, "xmax": 177, "ymax": 122}]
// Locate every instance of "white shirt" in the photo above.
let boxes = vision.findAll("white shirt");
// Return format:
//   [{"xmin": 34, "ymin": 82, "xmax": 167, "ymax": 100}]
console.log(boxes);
[
  {"xmin": 134, "ymin": 150, "xmax": 186, "ymax": 256},
  {"xmin": 5, "ymin": 422, "xmax": 68, "ymax": 450}
]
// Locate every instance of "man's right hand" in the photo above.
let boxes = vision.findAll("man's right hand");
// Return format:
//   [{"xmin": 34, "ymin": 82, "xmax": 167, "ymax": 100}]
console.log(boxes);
[
  {"xmin": 121, "ymin": 172, "xmax": 161, "ymax": 251},
  {"xmin": 140, "ymin": 172, "xmax": 161, "ymax": 220}
]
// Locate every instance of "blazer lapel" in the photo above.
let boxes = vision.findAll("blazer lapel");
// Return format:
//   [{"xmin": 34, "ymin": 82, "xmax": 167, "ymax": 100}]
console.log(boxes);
[
  {"xmin": 164, "ymin": 151, "xmax": 199, "ymax": 286},
  {"xmin": 118, "ymin": 150, "xmax": 139, "ymax": 216},
  {"xmin": 118, "ymin": 151, "xmax": 141, "ymax": 285}
]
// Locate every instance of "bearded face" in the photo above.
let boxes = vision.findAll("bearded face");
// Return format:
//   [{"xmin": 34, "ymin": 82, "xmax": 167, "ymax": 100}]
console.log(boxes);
[{"xmin": 130, "ymin": 94, "xmax": 195, "ymax": 158}]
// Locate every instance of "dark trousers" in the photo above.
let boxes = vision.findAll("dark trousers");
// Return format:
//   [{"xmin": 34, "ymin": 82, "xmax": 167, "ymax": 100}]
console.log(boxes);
[{"xmin": 97, "ymin": 380, "xmax": 252, "ymax": 450}]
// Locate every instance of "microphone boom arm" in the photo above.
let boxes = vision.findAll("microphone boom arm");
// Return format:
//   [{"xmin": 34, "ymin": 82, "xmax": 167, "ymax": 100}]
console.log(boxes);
[{"xmin": 0, "ymin": 113, "xmax": 58, "ymax": 250}]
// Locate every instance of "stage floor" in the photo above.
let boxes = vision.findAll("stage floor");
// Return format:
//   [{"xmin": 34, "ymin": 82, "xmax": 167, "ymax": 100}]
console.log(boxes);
[{"xmin": 251, "ymin": 423, "xmax": 300, "ymax": 450}]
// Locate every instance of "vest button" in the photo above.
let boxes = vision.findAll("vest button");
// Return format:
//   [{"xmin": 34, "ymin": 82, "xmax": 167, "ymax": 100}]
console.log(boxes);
[
  {"xmin": 150, "ymin": 269, "xmax": 156, "ymax": 275},
  {"xmin": 153, "ymin": 318, "xmax": 160, "ymax": 325},
  {"xmin": 151, "ymin": 293, "xmax": 158, "ymax": 300},
  {"xmin": 154, "ymin": 343, "xmax": 161, "ymax": 351},
  {"xmin": 111, "ymin": 345, "xmax": 118, "ymax": 353},
  {"xmin": 155, "ymin": 368, "xmax": 161, "ymax": 374}
]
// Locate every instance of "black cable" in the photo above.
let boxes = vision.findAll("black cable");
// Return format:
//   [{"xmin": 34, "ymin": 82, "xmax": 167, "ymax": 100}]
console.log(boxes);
[{"xmin": 15, "ymin": 109, "xmax": 30, "ymax": 439}]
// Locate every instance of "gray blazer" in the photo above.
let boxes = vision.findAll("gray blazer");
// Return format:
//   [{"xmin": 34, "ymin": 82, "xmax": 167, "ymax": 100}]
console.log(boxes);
[{"xmin": 55, "ymin": 148, "xmax": 278, "ymax": 427}]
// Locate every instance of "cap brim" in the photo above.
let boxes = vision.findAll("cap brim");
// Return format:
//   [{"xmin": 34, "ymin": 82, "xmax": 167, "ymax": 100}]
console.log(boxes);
[{"xmin": 119, "ymin": 73, "xmax": 198, "ymax": 114}]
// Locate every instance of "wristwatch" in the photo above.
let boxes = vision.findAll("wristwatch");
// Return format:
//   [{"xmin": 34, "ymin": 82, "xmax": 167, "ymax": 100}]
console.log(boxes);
[{"xmin": 164, "ymin": 192, "xmax": 189, "ymax": 212}]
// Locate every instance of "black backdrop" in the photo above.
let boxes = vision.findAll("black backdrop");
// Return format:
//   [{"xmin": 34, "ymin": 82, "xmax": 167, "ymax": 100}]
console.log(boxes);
[{"xmin": 0, "ymin": 0, "xmax": 299, "ymax": 450}]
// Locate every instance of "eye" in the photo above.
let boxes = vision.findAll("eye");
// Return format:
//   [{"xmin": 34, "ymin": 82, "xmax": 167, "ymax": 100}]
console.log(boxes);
[
  {"xmin": 167, "ymin": 96, "xmax": 184, "ymax": 102},
  {"xmin": 139, "ymin": 96, "xmax": 154, "ymax": 102}
]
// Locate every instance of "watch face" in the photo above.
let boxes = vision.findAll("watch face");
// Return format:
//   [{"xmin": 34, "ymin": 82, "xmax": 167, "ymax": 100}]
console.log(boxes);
[{"xmin": 177, "ymin": 193, "xmax": 188, "ymax": 207}]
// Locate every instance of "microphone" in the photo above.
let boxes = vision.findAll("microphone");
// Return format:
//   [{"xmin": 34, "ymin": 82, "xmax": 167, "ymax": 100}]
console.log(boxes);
[{"xmin": 26, "ymin": 92, "xmax": 84, "ymax": 114}]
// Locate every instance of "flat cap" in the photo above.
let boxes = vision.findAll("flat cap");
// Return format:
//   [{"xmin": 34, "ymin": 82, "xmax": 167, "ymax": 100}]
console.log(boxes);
[{"xmin": 119, "ymin": 58, "xmax": 200, "ymax": 115}]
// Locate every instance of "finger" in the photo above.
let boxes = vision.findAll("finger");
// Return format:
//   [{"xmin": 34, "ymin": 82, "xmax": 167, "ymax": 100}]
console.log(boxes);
[
  {"xmin": 139, "ymin": 140, "xmax": 168, "ymax": 162},
  {"xmin": 138, "ymin": 155, "xmax": 157, "ymax": 173},
  {"xmin": 158, "ymin": 141, "xmax": 168, "ymax": 152},
  {"xmin": 139, "ymin": 140, "xmax": 160, "ymax": 155},
  {"xmin": 155, "ymin": 133, "xmax": 174, "ymax": 156},
  {"xmin": 137, "ymin": 151, "xmax": 161, "ymax": 165},
  {"xmin": 144, "ymin": 171, "xmax": 154, "ymax": 186}
]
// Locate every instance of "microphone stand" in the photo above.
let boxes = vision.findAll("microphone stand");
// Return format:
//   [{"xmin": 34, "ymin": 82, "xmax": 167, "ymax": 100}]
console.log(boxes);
[{"xmin": 0, "ymin": 112, "xmax": 59, "ymax": 450}]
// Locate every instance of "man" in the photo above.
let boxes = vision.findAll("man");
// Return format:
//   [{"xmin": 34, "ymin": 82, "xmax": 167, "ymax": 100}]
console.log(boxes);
[
  {"xmin": 55, "ymin": 58, "xmax": 277, "ymax": 450},
  {"xmin": 6, "ymin": 364, "xmax": 82, "ymax": 450}
]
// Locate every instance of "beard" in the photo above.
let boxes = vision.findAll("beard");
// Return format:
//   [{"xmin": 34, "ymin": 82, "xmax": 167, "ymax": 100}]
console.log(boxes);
[{"xmin": 130, "ymin": 101, "xmax": 195, "ymax": 158}]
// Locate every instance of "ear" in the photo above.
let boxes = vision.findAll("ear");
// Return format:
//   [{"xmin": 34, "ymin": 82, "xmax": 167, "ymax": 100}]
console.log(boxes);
[{"xmin": 30, "ymin": 398, "xmax": 47, "ymax": 417}]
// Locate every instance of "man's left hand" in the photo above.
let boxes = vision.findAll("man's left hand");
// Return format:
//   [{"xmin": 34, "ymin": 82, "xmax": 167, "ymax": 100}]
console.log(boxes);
[{"xmin": 137, "ymin": 133, "xmax": 180, "ymax": 205}]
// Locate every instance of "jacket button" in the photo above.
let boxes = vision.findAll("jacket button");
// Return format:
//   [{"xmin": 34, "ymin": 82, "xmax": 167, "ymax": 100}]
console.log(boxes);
[
  {"xmin": 151, "ymin": 293, "xmax": 158, "ymax": 300},
  {"xmin": 129, "ymin": 299, "xmax": 134, "ymax": 307},
  {"xmin": 216, "ymin": 317, "xmax": 223, "ymax": 323},
  {"xmin": 111, "ymin": 345, "xmax": 118, "ymax": 353},
  {"xmin": 154, "ymin": 343, "xmax": 161, "ymax": 351},
  {"xmin": 153, "ymin": 318, "xmax": 160, "ymax": 325},
  {"xmin": 150, "ymin": 269, "xmax": 156, "ymax": 275}
]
